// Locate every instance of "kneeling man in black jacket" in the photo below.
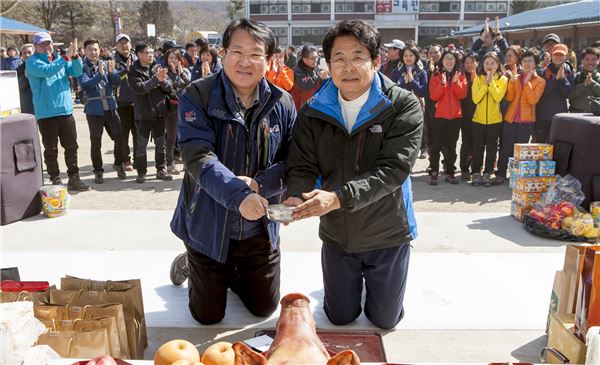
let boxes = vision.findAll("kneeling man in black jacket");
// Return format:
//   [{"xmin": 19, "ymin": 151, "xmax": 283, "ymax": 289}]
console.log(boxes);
[{"xmin": 284, "ymin": 20, "xmax": 423, "ymax": 330}]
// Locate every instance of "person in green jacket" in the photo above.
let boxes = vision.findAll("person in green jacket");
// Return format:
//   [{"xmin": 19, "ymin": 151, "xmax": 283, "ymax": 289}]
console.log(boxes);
[{"xmin": 570, "ymin": 47, "xmax": 600, "ymax": 113}]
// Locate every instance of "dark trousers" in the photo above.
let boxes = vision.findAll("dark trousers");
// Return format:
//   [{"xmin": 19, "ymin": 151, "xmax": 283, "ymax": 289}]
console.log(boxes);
[
  {"xmin": 534, "ymin": 119, "xmax": 551, "ymax": 143},
  {"xmin": 497, "ymin": 122, "xmax": 534, "ymax": 177},
  {"xmin": 322, "ymin": 242, "xmax": 411, "ymax": 330},
  {"xmin": 185, "ymin": 233, "xmax": 281, "ymax": 325},
  {"xmin": 429, "ymin": 117, "xmax": 461, "ymax": 174},
  {"xmin": 472, "ymin": 123, "xmax": 502, "ymax": 175},
  {"xmin": 86, "ymin": 110, "xmax": 125, "ymax": 173},
  {"xmin": 37, "ymin": 114, "xmax": 79, "ymax": 178},
  {"xmin": 460, "ymin": 116, "xmax": 474, "ymax": 174},
  {"xmin": 164, "ymin": 107, "xmax": 178, "ymax": 167},
  {"xmin": 117, "ymin": 105, "xmax": 136, "ymax": 164},
  {"xmin": 134, "ymin": 118, "xmax": 165, "ymax": 174},
  {"xmin": 422, "ymin": 104, "xmax": 434, "ymax": 152}
]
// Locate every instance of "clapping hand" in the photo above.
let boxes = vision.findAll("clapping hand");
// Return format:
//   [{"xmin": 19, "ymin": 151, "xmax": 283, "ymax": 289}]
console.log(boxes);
[
  {"xmin": 452, "ymin": 72, "xmax": 460, "ymax": 84},
  {"xmin": 524, "ymin": 69, "xmax": 535, "ymax": 83},
  {"xmin": 98, "ymin": 59, "xmax": 105, "ymax": 75},
  {"xmin": 440, "ymin": 72, "xmax": 447, "ymax": 86},
  {"xmin": 584, "ymin": 72, "xmax": 593, "ymax": 87},
  {"xmin": 107, "ymin": 60, "xmax": 115, "ymax": 74},
  {"xmin": 156, "ymin": 67, "xmax": 168, "ymax": 82},
  {"xmin": 494, "ymin": 16, "xmax": 501, "ymax": 38},
  {"xmin": 556, "ymin": 64, "xmax": 565, "ymax": 80},
  {"xmin": 486, "ymin": 70, "xmax": 494, "ymax": 85}
]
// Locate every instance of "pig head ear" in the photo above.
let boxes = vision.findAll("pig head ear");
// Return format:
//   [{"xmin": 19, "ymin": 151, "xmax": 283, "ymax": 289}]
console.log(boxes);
[
  {"xmin": 232, "ymin": 342, "xmax": 268, "ymax": 365},
  {"xmin": 327, "ymin": 350, "xmax": 360, "ymax": 365}
]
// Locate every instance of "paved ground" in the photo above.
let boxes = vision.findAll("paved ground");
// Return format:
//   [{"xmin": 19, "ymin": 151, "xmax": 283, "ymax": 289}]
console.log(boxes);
[{"xmin": 7, "ymin": 106, "xmax": 563, "ymax": 363}]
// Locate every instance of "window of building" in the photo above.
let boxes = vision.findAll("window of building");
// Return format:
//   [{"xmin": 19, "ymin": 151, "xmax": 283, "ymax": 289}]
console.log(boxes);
[
  {"xmin": 419, "ymin": 1, "xmax": 460, "ymax": 12},
  {"xmin": 250, "ymin": 0, "xmax": 288, "ymax": 14},
  {"xmin": 335, "ymin": 1, "xmax": 375, "ymax": 13},
  {"xmin": 292, "ymin": 0, "xmax": 331, "ymax": 13},
  {"xmin": 418, "ymin": 26, "xmax": 458, "ymax": 46},
  {"xmin": 291, "ymin": 26, "xmax": 331, "ymax": 46},
  {"xmin": 464, "ymin": 0, "xmax": 507, "ymax": 12},
  {"xmin": 271, "ymin": 27, "xmax": 289, "ymax": 47}
]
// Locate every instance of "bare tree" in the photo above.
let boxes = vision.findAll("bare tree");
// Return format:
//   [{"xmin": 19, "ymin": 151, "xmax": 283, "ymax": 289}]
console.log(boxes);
[
  {"xmin": 39, "ymin": 0, "xmax": 59, "ymax": 31},
  {"xmin": 225, "ymin": 0, "xmax": 245, "ymax": 22}
]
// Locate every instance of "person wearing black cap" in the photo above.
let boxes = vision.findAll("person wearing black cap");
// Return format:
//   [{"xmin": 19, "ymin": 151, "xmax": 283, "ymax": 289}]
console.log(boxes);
[
  {"xmin": 114, "ymin": 33, "xmax": 138, "ymax": 172},
  {"xmin": 158, "ymin": 40, "xmax": 181, "ymax": 67},
  {"xmin": 541, "ymin": 33, "xmax": 560, "ymax": 69},
  {"xmin": 128, "ymin": 42, "xmax": 174, "ymax": 183}
]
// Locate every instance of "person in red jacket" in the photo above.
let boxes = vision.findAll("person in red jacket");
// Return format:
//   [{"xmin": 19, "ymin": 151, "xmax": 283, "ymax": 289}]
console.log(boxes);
[{"xmin": 428, "ymin": 49, "xmax": 468, "ymax": 185}]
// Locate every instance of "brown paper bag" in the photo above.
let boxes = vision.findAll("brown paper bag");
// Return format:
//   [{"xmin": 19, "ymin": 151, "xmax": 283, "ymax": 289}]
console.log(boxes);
[
  {"xmin": 564, "ymin": 245, "xmax": 589, "ymax": 314},
  {"xmin": 49, "ymin": 289, "xmax": 141, "ymax": 359},
  {"xmin": 37, "ymin": 329, "xmax": 110, "ymax": 358},
  {"xmin": 0, "ymin": 286, "xmax": 53, "ymax": 304},
  {"xmin": 34, "ymin": 304, "xmax": 70, "ymax": 321},
  {"xmin": 575, "ymin": 246, "xmax": 600, "ymax": 339},
  {"xmin": 36, "ymin": 302, "xmax": 131, "ymax": 359},
  {"xmin": 80, "ymin": 304, "xmax": 130, "ymax": 359},
  {"xmin": 61, "ymin": 276, "xmax": 147, "ymax": 349}
]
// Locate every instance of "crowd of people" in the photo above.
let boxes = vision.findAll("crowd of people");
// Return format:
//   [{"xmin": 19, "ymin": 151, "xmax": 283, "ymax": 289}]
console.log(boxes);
[
  {"xmin": 1, "ymin": 16, "xmax": 599, "ymax": 191},
  {"xmin": 1, "ymin": 15, "xmax": 600, "ymax": 332}
]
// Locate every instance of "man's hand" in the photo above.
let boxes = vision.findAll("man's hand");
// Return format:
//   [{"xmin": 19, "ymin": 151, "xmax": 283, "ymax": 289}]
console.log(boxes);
[
  {"xmin": 108, "ymin": 59, "xmax": 115, "ymax": 74},
  {"xmin": 319, "ymin": 68, "xmax": 329, "ymax": 79},
  {"xmin": 281, "ymin": 197, "xmax": 304, "ymax": 225},
  {"xmin": 156, "ymin": 67, "xmax": 168, "ymax": 82},
  {"xmin": 584, "ymin": 72, "xmax": 592, "ymax": 87},
  {"xmin": 543, "ymin": 52, "xmax": 551, "ymax": 68},
  {"xmin": 481, "ymin": 17, "xmax": 490, "ymax": 41},
  {"xmin": 239, "ymin": 193, "xmax": 268, "ymax": 221},
  {"xmin": 98, "ymin": 60, "xmax": 105, "ymax": 75},
  {"xmin": 126, "ymin": 57, "xmax": 132, "ymax": 70},
  {"xmin": 556, "ymin": 64, "xmax": 565, "ymax": 80},
  {"xmin": 237, "ymin": 176, "xmax": 259, "ymax": 193},
  {"xmin": 292, "ymin": 189, "xmax": 340, "ymax": 220},
  {"xmin": 494, "ymin": 16, "xmax": 501, "ymax": 38}
]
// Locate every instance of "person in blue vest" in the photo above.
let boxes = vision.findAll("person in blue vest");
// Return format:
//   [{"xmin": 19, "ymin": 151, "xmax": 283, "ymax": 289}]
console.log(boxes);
[
  {"xmin": 284, "ymin": 20, "xmax": 423, "ymax": 330},
  {"xmin": 78, "ymin": 39, "xmax": 127, "ymax": 184},
  {"xmin": 169, "ymin": 19, "xmax": 296, "ymax": 324},
  {"xmin": 26, "ymin": 32, "xmax": 89, "ymax": 191}
]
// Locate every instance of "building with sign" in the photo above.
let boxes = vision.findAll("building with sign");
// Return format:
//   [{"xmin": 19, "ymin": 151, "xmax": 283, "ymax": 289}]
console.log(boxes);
[{"xmin": 246, "ymin": 0, "xmax": 509, "ymax": 47}]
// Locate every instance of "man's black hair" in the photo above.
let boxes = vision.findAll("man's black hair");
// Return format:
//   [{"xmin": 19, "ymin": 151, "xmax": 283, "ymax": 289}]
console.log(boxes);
[
  {"xmin": 195, "ymin": 37, "xmax": 207, "ymax": 48},
  {"xmin": 301, "ymin": 45, "xmax": 317, "ymax": 59},
  {"xmin": 582, "ymin": 47, "xmax": 600, "ymax": 59},
  {"xmin": 322, "ymin": 19, "xmax": 381, "ymax": 62},
  {"xmin": 185, "ymin": 43, "xmax": 195, "ymax": 50},
  {"xmin": 83, "ymin": 39, "xmax": 99, "ymax": 49},
  {"xmin": 222, "ymin": 18, "xmax": 276, "ymax": 58},
  {"xmin": 135, "ymin": 42, "xmax": 152, "ymax": 54}
]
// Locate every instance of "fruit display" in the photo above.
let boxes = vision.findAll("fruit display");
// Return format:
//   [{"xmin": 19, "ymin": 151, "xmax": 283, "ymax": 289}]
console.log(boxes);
[
  {"xmin": 154, "ymin": 340, "xmax": 200, "ymax": 365},
  {"xmin": 529, "ymin": 201, "xmax": 599, "ymax": 240}
]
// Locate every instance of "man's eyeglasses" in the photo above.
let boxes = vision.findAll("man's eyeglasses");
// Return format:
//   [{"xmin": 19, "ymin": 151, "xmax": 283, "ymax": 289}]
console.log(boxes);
[
  {"xmin": 331, "ymin": 55, "xmax": 370, "ymax": 68},
  {"xmin": 226, "ymin": 48, "xmax": 266, "ymax": 64}
]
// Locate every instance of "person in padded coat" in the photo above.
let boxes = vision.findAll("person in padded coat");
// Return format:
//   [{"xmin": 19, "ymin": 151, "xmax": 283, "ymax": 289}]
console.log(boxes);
[{"xmin": 284, "ymin": 20, "xmax": 423, "ymax": 330}]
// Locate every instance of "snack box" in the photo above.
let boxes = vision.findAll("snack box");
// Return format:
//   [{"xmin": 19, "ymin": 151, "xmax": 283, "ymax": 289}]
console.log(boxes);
[
  {"xmin": 546, "ymin": 176, "xmax": 557, "ymax": 189},
  {"xmin": 512, "ymin": 190, "xmax": 542, "ymax": 208},
  {"xmin": 511, "ymin": 201, "xmax": 530, "ymax": 222},
  {"xmin": 591, "ymin": 202, "xmax": 600, "ymax": 229},
  {"xmin": 538, "ymin": 160, "xmax": 556, "ymax": 177},
  {"xmin": 515, "ymin": 176, "xmax": 550, "ymax": 193},
  {"xmin": 509, "ymin": 167, "xmax": 517, "ymax": 189},
  {"xmin": 508, "ymin": 158, "xmax": 537, "ymax": 177},
  {"xmin": 513, "ymin": 143, "xmax": 554, "ymax": 161}
]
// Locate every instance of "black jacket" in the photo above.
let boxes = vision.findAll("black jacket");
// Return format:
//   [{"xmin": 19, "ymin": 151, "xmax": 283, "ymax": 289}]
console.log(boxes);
[
  {"xmin": 286, "ymin": 73, "xmax": 423, "ymax": 253},
  {"xmin": 17, "ymin": 62, "xmax": 34, "ymax": 114},
  {"xmin": 128, "ymin": 60, "xmax": 173, "ymax": 120},
  {"xmin": 114, "ymin": 51, "xmax": 138, "ymax": 106}
]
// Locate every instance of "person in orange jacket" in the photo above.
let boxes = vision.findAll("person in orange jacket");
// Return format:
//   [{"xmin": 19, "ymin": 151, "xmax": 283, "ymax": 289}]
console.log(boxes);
[
  {"xmin": 428, "ymin": 49, "xmax": 468, "ymax": 185},
  {"xmin": 495, "ymin": 49, "xmax": 546, "ymax": 185},
  {"xmin": 266, "ymin": 46, "xmax": 294, "ymax": 92}
]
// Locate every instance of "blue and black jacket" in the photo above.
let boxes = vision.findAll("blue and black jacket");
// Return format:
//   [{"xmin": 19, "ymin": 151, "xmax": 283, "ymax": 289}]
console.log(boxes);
[{"xmin": 170, "ymin": 71, "xmax": 297, "ymax": 263}]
